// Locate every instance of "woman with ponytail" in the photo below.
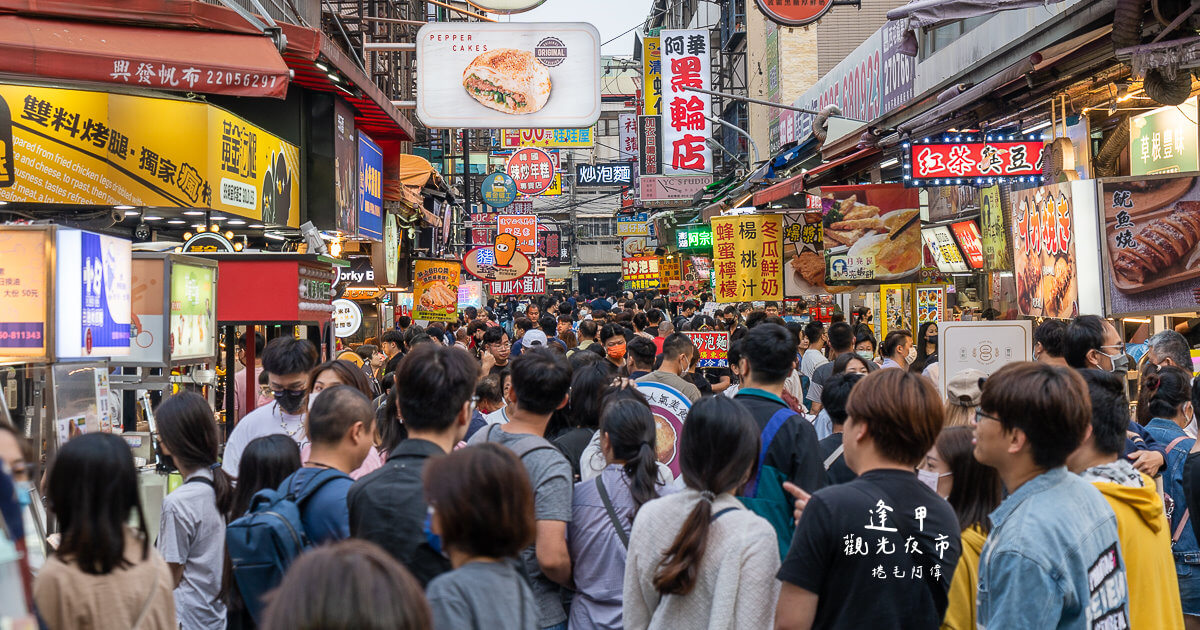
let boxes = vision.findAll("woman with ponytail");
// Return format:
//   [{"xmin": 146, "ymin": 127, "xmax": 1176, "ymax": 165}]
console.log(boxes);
[
  {"xmin": 155, "ymin": 391, "xmax": 235, "ymax": 630},
  {"xmin": 622, "ymin": 396, "xmax": 780, "ymax": 630},
  {"xmin": 568, "ymin": 389, "xmax": 672, "ymax": 630}
]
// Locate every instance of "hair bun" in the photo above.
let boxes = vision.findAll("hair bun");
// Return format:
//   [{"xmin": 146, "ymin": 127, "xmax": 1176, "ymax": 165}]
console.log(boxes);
[{"xmin": 1144, "ymin": 373, "xmax": 1162, "ymax": 393}]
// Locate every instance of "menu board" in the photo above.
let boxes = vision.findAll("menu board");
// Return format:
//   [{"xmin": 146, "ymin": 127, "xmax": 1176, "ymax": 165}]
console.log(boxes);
[
  {"xmin": 916, "ymin": 285, "xmax": 945, "ymax": 324},
  {"xmin": 413, "ymin": 260, "xmax": 460, "ymax": 322},
  {"xmin": 0, "ymin": 228, "xmax": 50, "ymax": 361},
  {"xmin": 55, "ymin": 229, "xmax": 131, "ymax": 358},
  {"xmin": 170, "ymin": 262, "xmax": 216, "ymax": 360},
  {"xmin": 951, "ymin": 220, "xmax": 985, "ymax": 269}
]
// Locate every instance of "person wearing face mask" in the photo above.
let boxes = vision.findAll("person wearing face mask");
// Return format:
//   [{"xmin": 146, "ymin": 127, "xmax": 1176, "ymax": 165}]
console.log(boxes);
[
  {"xmin": 933, "ymin": 426, "xmax": 1003, "ymax": 630},
  {"xmin": 879, "ymin": 330, "xmax": 913, "ymax": 370},
  {"xmin": 636, "ymin": 334, "xmax": 702, "ymax": 403},
  {"xmin": 1146, "ymin": 330, "xmax": 1197, "ymax": 436},
  {"xmin": 854, "ymin": 332, "xmax": 878, "ymax": 365},
  {"xmin": 600, "ymin": 324, "xmax": 628, "ymax": 371},
  {"xmin": 1069, "ymin": 370, "xmax": 1184, "ymax": 630},
  {"xmin": 222, "ymin": 336, "xmax": 318, "ymax": 478},
  {"xmin": 0, "ymin": 422, "xmax": 43, "ymax": 582}
]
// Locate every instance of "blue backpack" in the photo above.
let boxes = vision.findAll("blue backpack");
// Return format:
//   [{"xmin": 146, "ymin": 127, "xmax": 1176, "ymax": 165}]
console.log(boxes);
[
  {"xmin": 225, "ymin": 468, "xmax": 344, "ymax": 622},
  {"xmin": 739, "ymin": 407, "xmax": 798, "ymax": 559}
]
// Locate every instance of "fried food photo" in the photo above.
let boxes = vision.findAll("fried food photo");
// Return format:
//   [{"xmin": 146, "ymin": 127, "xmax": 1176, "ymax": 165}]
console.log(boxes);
[
  {"xmin": 462, "ymin": 48, "xmax": 552, "ymax": 115},
  {"xmin": 420, "ymin": 281, "xmax": 458, "ymax": 310}
]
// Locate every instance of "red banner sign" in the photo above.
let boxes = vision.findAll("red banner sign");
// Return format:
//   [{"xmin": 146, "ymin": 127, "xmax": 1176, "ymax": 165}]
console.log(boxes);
[
  {"xmin": 505, "ymin": 147, "xmax": 556, "ymax": 196},
  {"xmin": 488, "ymin": 274, "xmax": 546, "ymax": 296},
  {"xmin": 950, "ymin": 220, "xmax": 984, "ymax": 269},
  {"xmin": 497, "ymin": 215, "xmax": 537, "ymax": 254},
  {"xmin": 756, "ymin": 0, "xmax": 834, "ymax": 26},
  {"xmin": 683, "ymin": 331, "xmax": 728, "ymax": 367},
  {"xmin": 903, "ymin": 136, "xmax": 1045, "ymax": 186}
]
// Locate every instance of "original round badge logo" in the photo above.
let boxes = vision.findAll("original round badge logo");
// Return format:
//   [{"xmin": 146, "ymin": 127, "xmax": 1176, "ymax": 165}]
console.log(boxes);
[{"xmin": 535, "ymin": 37, "xmax": 567, "ymax": 68}]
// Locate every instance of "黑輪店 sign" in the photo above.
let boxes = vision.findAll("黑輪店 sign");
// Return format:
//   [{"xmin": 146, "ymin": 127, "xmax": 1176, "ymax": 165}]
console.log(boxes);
[{"xmin": 661, "ymin": 29, "xmax": 712, "ymax": 175}]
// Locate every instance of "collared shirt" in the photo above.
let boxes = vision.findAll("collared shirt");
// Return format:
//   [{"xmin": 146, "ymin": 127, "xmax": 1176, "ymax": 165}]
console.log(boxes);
[
  {"xmin": 880, "ymin": 358, "xmax": 904, "ymax": 370},
  {"xmin": 734, "ymin": 389, "xmax": 826, "ymax": 493},
  {"xmin": 977, "ymin": 467, "xmax": 1129, "ymax": 628},
  {"xmin": 347, "ymin": 439, "xmax": 452, "ymax": 586},
  {"xmin": 157, "ymin": 468, "xmax": 226, "ymax": 630}
]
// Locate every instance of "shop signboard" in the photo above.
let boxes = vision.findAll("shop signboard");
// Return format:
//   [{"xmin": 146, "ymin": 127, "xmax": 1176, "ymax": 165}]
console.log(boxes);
[
  {"xmin": 979, "ymin": 185, "xmax": 1011, "ymax": 270},
  {"xmin": 458, "ymin": 281, "xmax": 484, "ymax": 311},
  {"xmin": 357, "ymin": 132, "xmax": 384, "ymax": 240},
  {"xmin": 333, "ymin": 256, "xmax": 376, "ymax": 291},
  {"xmin": 1129, "ymin": 98, "xmax": 1198, "ymax": 176},
  {"xmin": 661, "ymin": 29, "xmax": 712, "ymax": 175},
  {"xmin": 622, "ymin": 256, "xmax": 661, "ymax": 290},
  {"xmin": 0, "ymin": 228, "xmax": 50, "ymax": 361},
  {"xmin": 1010, "ymin": 182, "xmax": 1082, "ymax": 318},
  {"xmin": 331, "ymin": 299, "xmax": 362, "ymax": 338},
  {"xmin": 412, "ymin": 260, "xmax": 460, "ymax": 322},
  {"xmin": 675, "ymin": 224, "xmax": 713, "ymax": 251},
  {"xmin": 488, "ymin": 273, "xmax": 546, "ymax": 295},
  {"xmin": 927, "ymin": 186, "xmax": 980, "ymax": 222},
  {"xmin": 922, "ymin": 226, "xmax": 970, "ymax": 273},
  {"xmin": 333, "ymin": 99, "xmax": 358, "ymax": 236},
  {"xmin": 540, "ymin": 173, "xmax": 562, "ymax": 196},
  {"xmin": 415, "ymin": 23, "xmax": 602, "ymax": 129},
  {"xmin": 638, "ymin": 174, "xmax": 712, "ymax": 205},
  {"xmin": 384, "ymin": 214, "xmax": 400, "ymax": 286},
  {"xmin": 55, "ymin": 228, "xmax": 132, "ymax": 358},
  {"xmin": 639, "ymin": 115, "xmax": 663, "ymax": 176},
  {"xmin": 617, "ymin": 213, "xmax": 651, "ymax": 237},
  {"xmin": 619, "ymin": 113, "xmax": 639, "ymax": 161},
  {"xmin": 902, "ymin": 135, "xmax": 1046, "ymax": 187},
  {"xmin": 497, "ymin": 214, "xmax": 537, "ymax": 254},
  {"xmin": 0, "ymin": 84, "xmax": 301, "ymax": 227},
  {"xmin": 880, "ymin": 20, "xmax": 915, "ymax": 119},
  {"xmin": 622, "ymin": 237, "xmax": 653, "ymax": 258},
  {"xmin": 1099, "ymin": 173, "xmax": 1200, "ymax": 315},
  {"xmin": 938, "ymin": 320, "xmax": 1033, "ymax": 397},
  {"xmin": 169, "ymin": 262, "xmax": 216, "ymax": 360},
  {"xmin": 481, "ymin": 171, "xmax": 518, "ymax": 208},
  {"xmin": 782, "ymin": 210, "xmax": 827, "ymax": 297},
  {"xmin": 712, "ymin": 214, "xmax": 783, "ymax": 303},
  {"xmin": 471, "ymin": 212, "xmax": 497, "ymax": 246},
  {"xmin": 462, "ymin": 245, "xmax": 532, "ymax": 282},
  {"xmin": 498, "ymin": 127, "xmax": 595, "ymax": 148},
  {"xmin": 659, "ymin": 256, "xmax": 682, "ymax": 282},
  {"xmin": 575, "ymin": 162, "xmax": 634, "ymax": 187},
  {"xmin": 951, "ymin": 220, "xmax": 984, "ymax": 269},
  {"xmin": 821, "ymin": 184, "xmax": 921, "ymax": 285},
  {"xmin": 916, "ymin": 285, "xmax": 945, "ymax": 324},
  {"xmin": 684, "ymin": 331, "xmax": 728, "ymax": 367},
  {"xmin": 756, "ymin": 0, "xmax": 833, "ymax": 25},
  {"xmin": 642, "ymin": 37, "xmax": 662, "ymax": 116},
  {"xmin": 506, "ymin": 147, "xmax": 556, "ymax": 196}
]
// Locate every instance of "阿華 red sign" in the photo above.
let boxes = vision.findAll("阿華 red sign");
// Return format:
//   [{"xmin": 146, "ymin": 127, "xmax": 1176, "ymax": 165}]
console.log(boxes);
[{"xmin": 902, "ymin": 135, "xmax": 1046, "ymax": 187}]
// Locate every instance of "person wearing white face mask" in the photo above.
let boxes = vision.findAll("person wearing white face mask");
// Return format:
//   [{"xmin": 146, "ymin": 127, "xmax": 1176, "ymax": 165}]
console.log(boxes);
[
  {"xmin": 927, "ymin": 426, "xmax": 1003, "ymax": 630},
  {"xmin": 879, "ymin": 330, "xmax": 913, "ymax": 370}
]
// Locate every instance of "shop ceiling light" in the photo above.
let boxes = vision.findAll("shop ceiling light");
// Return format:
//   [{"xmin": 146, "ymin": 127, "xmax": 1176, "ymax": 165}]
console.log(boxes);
[
  {"xmin": 144, "ymin": 216, "xmax": 163, "ymax": 221},
  {"xmin": 1021, "ymin": 120, "xmax": 1051, "ymax": 134},
  {"xmin": 264, "ymin": 232, "xmax": 286, "ymax": 241},
  {"xmin": 114, "ymin": 205, "xmax": 135, "ymax": 210},
  {"xmin": 227, "ymin": 219, "xmax": 246, "ymax": 225},
  {"xmin": 210, "ymin": 215, "xmax": 226, "ymax": 221},
  {"xmin": 183, "ymin": 210, "xmax": 205, "ymax": 216},
  {"xmin": 880, "ymin": 158, "xmax": 900, "ymax": 168},
  {"xmin": 167, "ymin": 219, "xmax": 185, "ymax": 224},
  {"xmin": 124, "ymin": 210, "xmax": 139, "ymax": 216},
  {"xmin": 248, "ymin": 223, "xmax": 265, "ymax": 228}
]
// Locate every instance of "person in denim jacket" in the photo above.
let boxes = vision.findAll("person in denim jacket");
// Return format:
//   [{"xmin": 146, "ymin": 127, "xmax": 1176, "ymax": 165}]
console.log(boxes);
[
  {"xmin": 973, "ymin": 363, "xmax": 1130, "ymax": 629},
  {"xmin": 1139, "ymin": 365, "xmax": 1200, "ymax": 622}
]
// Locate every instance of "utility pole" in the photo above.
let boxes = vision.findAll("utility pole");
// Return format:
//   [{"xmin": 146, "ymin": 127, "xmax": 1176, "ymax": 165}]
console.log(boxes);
[{"xmin": 568, "ymin": 151, "xmax": 579, "ymax": 293}]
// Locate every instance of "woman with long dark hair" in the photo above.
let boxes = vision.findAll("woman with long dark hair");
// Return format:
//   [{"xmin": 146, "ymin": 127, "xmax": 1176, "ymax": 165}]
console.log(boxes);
[
  {"xmin": 557, "ymin": 360, "xmax": 615, "ymax": 481},
  {"xmin": 927, "ymin": 426, "xmax": 1003, "ymax": 630},
  {"xmin": 35, "ymin": 433, "xmax": 176, "ymax": 629},
  {"xmin": 570, "ymin": 391, "xmax": 671, "ymax": 630},
  {"xmin": 154, "ymin": 391, "xmax": 234, "ymax": 630},
  {"xmin": 910, "ymin": 321, "xmax": 939, "ymax": 375},
  {"xmin": 623, "ymin": 396, "xmax": 779, "ymax": 629}
]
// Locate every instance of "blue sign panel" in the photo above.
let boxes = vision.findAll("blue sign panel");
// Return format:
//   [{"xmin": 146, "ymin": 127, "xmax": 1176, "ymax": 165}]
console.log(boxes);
[
  {"xmin": 357, "ymin": 132, "xmax": 384, "ymax": 240},
  {"xmin": 481, "ymin": 172, "xmax": 518, "ymax": 209}
]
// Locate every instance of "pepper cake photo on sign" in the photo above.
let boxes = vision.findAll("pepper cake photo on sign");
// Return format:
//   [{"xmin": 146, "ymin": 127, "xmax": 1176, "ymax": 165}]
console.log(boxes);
[{"xmin": 416, "ymin": 23, "xmax": 601, "ymax": 129}]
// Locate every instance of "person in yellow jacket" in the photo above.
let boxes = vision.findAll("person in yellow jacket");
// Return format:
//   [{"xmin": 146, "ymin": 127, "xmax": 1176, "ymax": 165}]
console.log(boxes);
[
  {"xmin": 1068, "ymin": 370, "xmax": 1184, "ymax": 630},
  {"xmin": 928, "ymin": 426, "xmax": 1003, "ymax": 630}
]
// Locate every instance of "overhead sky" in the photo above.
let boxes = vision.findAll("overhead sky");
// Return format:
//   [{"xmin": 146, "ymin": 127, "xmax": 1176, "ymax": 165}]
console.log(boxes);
[{"xmin": 500, "ymin": 0, "xmax": 655, "ymax": 56}]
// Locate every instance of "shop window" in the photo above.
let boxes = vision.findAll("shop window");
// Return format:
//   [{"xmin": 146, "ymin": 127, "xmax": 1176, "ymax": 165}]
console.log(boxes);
[{"xmin": 920, "ymin": 15, "xmax": 992, "ymax": 60}]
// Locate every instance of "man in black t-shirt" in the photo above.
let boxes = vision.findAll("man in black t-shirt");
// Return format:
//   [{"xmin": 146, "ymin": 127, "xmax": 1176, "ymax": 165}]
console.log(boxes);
[
  {"xmin": 817, "ymin": 372, "xmax": 859, "ymax": 486},
  {"xmin": 776, "ymin": 369, "xmax": 960, "ymax": 630}
]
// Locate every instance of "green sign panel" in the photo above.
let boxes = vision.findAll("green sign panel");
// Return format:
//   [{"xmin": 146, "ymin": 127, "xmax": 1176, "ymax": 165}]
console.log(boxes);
[
  {"xmin": 1130, "ymin": 97, "xmax": 1199, "ymax": 176},
  {"xmin": 675, "ymin": 224, "xmax": 713, "ymax": 251}
]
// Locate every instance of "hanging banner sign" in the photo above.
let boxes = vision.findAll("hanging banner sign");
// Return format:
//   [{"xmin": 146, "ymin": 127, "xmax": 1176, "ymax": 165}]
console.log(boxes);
[
  {"xmin": 617, "ymin": 213, "xmax": 652, "ymax": 237},
  {"xmin": 950, "ymin": 220, "xmax": 984, "ymax": 269},
  {"xmin": 506, "ymin": 147, "xmax": 557, "ymax": 196},
  {"xmin": 413, "ymin": 260, "xmax": 461, "ymax": 322},
  {"xmin": 683, "ymin": 331, "xmax": 729, "ymax": 367},
  {"xmin": 497, "ymin": 214, "xmax": 537, "ymax": 253},
  {"xmin": 462, "ymin": 245, "xmax": 532, "ymax": 282},
  {"xmin": 481, "ymin": 171, "xmax": 518, "ymax": 208},
  {"xmin": 498, "ymin": 127, "xmax": 596, "ymax": 148},
  {"xmin": 922, "ymin": 226, "xmax": 969, "ymax": 273},
  {"xmin": 619, "ymin": 113, "xmax": 639, "ymax": 160},
  {"xmin": 642, "ymin": 37, "xmax": 662, "ymax": 116},
  {"xmin": 1011, "ymin": 183, "xmax": 1078, "ymax": 318},
  {"xmin": 979, "ymin": 185, "xmax": 1011, "ymax": 271},
  {"xmin": 712, "ymin": 214, "xmax": 783, "ymax": 303},
  {"xmin": 576, "ymin": 162, "xmax": 634, "ymax": 187},
  {"xmin": 903, "ymin": 135, "xmax": 1046, "ymax": 187},
  {"xmin": 0, "ymin": 228, "xmax": 49, "ymax": 360},
  {"xmin": 675, "ymin": 224, "xmax": 713, "ymax": 251},
  {"xmin": 1129, "ymin": 98, "xmax": 1199, "ymax": 176},
  {"xmin": 622, "ymin": 256, "xmax": 661, "ymax": 290},
  {"xmin": 661, "ymin": 29, "xmax": 713, "ymax": 175},
  {"xmin": 358, "ymin": 132, "xmax": 384, "ymax": 240},
  {"xmin": 639, "ymin": 114, "xmax": 663, "ymax": 176},
  {"xmin": 782, "ymin": 210, "xmax": 828, "ymax": 297},
  {"xmin": 488, "ymin": 273, "xmax": 546, "ymax": 295}
]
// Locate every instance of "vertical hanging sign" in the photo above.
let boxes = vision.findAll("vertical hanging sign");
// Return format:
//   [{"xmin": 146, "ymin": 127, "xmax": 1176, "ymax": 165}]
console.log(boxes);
[
  {"xmin": 642, "ymin": 36, "xmax": 662, "ymax": 116},
  {"xmin": 660, "ymin": 29, "xmax": 712, "ymax": 175},
  {"xmin": 711, "ymin": 214, "xmax": 783, "ymax": 303}
]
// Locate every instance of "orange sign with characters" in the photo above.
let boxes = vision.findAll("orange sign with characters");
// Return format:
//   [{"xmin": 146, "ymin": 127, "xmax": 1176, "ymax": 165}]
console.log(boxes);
[{"xmin": 497, "ymin": 215, "xmax": 537, "ymax": 254}]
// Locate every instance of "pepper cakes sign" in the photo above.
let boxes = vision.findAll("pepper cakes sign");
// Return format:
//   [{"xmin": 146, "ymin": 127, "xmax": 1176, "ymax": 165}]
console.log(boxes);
[{"xmin": 415, "ymin": 23, "xmax": 601, "ymax": 129}]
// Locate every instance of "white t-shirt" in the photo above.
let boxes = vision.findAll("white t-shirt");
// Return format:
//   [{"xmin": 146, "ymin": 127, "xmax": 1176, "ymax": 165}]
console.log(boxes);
[
  {"xmin": 221, "ymin": 402, "xmax": 307, "ymax": 477},
  {"xmin": 800, "ymin": 348, "xmax": 829, "ymax": 378},
  {"xmin": 484, "ymin": 406, "xmax": 509, "ymax": 426}
]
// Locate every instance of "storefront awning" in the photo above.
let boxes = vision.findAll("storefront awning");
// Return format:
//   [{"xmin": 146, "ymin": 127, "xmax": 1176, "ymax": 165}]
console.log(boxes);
[
  {"xmin": 0, "ymin": 14, "xmax": 291, "ymax": 98},
  {"xmin": 752, "ymin": 147, "xmax": 880, "ymax": 206}
]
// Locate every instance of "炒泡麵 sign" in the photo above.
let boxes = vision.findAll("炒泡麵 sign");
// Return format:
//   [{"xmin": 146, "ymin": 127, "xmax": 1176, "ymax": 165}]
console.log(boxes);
[
  {"xmin": 684, "ymin": 331, "xmax": 728, "ymax": 367},
  {"xmin": 575, "ymin": 162, "xmax": 634, "ymax": 187},
  {"xmin": 622, "ymin": 256, "xmax": 661, "ymax": 290}
]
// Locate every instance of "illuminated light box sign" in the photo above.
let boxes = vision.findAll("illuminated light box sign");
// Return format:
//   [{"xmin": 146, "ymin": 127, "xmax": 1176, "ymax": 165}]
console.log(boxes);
[
  {"xmin": 675, "ymin": 224, "xmax": 713, "ymax": 251},
  {"xmin": 56, "ymin": 228, "xmax": 132, "ymax": 358},
  {"xmin": 950, "ymin": 220, "xmax": 984, "ymax": 270},
  {"xmin": 0, "ymin": 227, "xmax": 51, "ymax": 362},
  {"xmin": 901, "ymin": 134, "xmax": 1046, "ymax": 187}
]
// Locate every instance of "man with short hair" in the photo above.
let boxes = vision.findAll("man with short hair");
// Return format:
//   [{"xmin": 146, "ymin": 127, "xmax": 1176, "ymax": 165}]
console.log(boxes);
[
  {"xmin": 277, "ymin": 385, "xmax": 376, "ymax": 544},
  {"xmin": 468, "ymin": 349, "xmax": 573, "ymax": 629},
  {"xmin": 765, "ymin": 301, "xmax": 780, "ymax": 317},
  {"xmin": 635, "ymin": 333, "xmax": 701, "ymax": 402},
  {"xmin": 380, "ymin": 329, "xmax": 405, "ymax": 378},
  {"xmin": 816, "ymin": 372, "xmax": 860, "ymax": 486},
  {"xmin": 1070, "ymin": 370, "xmax": 1184, "ymax": 629},
  {"xmin": 574, "ymin": 319, "xmax": 598, "ymax": 354},
  {"xmin": 734, "ymin": 323, "xmax": 826, "ymax": 493},
  {"xmin": 349, "ymin": 344, "xmax": 476, "ymax": 585},
  {"xmin": 626, "ymin": 336, "xmax": 657, "ymax": 380},
  {"xmin": 479, "ymin": 327, "xmax": 511, "ymax": 379},
  {"xmin": 396, "ymin": 315, "xmax": 412, "ymax": 335},
  {"xmin": 800, "ymin": 321, "xmax": 829, "ymax": 384},
  {"xmin": 222, "ymin": 337, "xmax": 318, "ymax": 476},
  {"xmin": 776, "ymin": 369, "xmax": 960, "ymax": 629},
  {"xmin": 973, "ymin": 363, "xmax": 1129, "ymax": 628},
  {"xmin": 510, "ymin": 317, "xmax": 535, "ymax": 357},
  {"xmin": 807, "ymin": 322, "xmax": 866, "ymax": 420},
  {"xmin": 645, "ymin": 309, "xmax": 663, "ymax": 338},
  {"xmin": 1034, "ymin": 319, "xmax": 1069, "ymax": 366},
  {"xmin": 1146, "ymin": 329, "xmax": 1192, "ymax": 372},
  {"xmin": 540, "ymin": 315, "xmax": 568, "ymax": 352}
]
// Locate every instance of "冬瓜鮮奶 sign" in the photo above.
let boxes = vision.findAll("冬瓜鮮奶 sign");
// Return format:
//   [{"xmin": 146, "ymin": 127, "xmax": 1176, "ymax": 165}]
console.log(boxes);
[{"xmin": 0, "ymin": 84, "xmax": 300, "ymax": 226}]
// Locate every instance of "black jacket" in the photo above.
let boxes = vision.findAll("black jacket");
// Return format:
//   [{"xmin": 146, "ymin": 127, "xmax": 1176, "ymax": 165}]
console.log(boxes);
[
  {"xmin": 347, "ymin": 439, "xmax": 451, "ymax": 586},
  {"xmin": 734, "ymin": 388, "xmax": 827, "ymax": 494}
]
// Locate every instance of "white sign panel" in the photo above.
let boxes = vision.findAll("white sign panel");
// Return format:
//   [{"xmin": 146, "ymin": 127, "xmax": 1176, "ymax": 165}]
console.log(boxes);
[
  {"xmin": 938, "ymin": 320, "xmax": 1033, "ymax": 397},
  {"xmin": 416, "ymin": 23, "xmax": 602, "ymax": 129},
  {"xmin": 660, "ymin": 29, "xmax": 712, "ymax": 175},
  {"xmin": 619, "ymin": 112, "xmax": 639, "ymax": 161},
  {"xmin": 469, "ymin": 0, "xmax": 548, "ymax": 13},
  {"xmin": 332, "ymin": 299, "xmax": 363, "ymax": 338}
]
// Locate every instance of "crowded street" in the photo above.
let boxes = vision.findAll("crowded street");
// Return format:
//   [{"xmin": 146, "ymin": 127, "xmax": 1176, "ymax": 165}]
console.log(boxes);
[{"xmin": 2, "ymin": 0, "xmax": 1200, "ymax": 628}]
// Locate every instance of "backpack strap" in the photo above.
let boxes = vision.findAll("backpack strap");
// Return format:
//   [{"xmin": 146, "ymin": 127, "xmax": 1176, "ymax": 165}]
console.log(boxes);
[
  {"xmin": 824, "ymin": 444, "xmax": 845, "ymax": 470},
  {"xmin": 1167, "ymin": 435, "xmax": 1191, "ymax": 453},
  {"xmin": 711, "ymin": 507, "xmax": 738, "ymax": 522},
  {"xmin": 595, "ymin": 476, "xmax": 630, "ymax": 548},
  {"xmin": 185, "ymin": 475, "xmax": 215, "ymax": 488},
  {"xmin": 286, "ymin": 467, "xmax": 347, "ymax": 506},
  {"xmin": 743, "ymin": 407, "xmax": 795, "ymax": 498}
]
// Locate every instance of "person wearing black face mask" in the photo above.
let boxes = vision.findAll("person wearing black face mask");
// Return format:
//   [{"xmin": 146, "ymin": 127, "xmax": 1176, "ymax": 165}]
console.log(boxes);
[{"xmin": 222, "ymin": 336, "xmax": 319, "ymax": 478}]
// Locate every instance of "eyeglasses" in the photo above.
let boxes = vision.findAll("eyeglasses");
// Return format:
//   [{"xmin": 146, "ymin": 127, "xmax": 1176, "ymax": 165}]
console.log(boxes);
[{"xmin": 974, "ymin": 408, "xmax": 1000, "ymax": 424}]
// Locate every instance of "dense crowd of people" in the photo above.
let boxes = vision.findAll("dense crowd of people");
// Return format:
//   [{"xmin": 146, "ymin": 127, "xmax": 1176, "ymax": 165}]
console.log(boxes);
[{"xmin": 9, "ymin": 291, "xmax": 1200, "ymax": 629}]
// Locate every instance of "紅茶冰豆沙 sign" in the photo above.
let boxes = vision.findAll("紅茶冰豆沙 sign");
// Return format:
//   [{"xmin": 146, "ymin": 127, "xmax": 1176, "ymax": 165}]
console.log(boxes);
[{"xmin": 903, "ymin": 136, "xmax": 1046, "ymax": 187}]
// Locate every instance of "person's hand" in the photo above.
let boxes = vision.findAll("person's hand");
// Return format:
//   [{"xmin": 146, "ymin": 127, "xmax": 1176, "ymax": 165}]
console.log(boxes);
[
  {"xmin": 783, "ymin": 481, "xmax": 811, "ymax": 523},
  {"xmin": 481, "ymin": 349, "xmax": 496, "ymax": 374},
  {"xmin": 1128, "ymin": 448, "xmax": 1165, "ymax": 476}
]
